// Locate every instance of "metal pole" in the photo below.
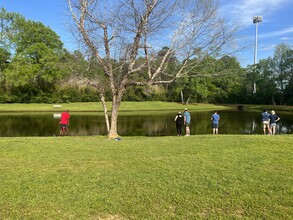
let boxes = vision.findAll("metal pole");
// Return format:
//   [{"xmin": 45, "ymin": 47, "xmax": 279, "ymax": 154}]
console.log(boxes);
[
  {"xmin": 253, "ymin": 22, "xmax": 258, "ymax": 94},
  {"xmin": 253, "ymin": 16, "xmax": 262, "ymax": 94},
  {"xmin": 254, "ymin": 22, "xmax": 258, "ymax": 66}
]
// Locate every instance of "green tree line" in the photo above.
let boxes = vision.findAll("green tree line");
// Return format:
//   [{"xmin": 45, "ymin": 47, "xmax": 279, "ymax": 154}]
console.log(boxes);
[{"xmin": 0, "ymin": 8, "xmax": 292, "ymax": 105}]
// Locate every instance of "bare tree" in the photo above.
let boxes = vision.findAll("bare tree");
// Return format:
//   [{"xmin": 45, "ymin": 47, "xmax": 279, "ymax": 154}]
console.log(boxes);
[{"xmin": 67, "ymin": 0, "xmax": 239, "ymax": 138}]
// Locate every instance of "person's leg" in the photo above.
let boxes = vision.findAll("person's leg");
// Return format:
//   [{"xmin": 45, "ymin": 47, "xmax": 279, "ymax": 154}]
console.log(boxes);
[
  {"xmin": 271, "ymin": 126, "xmax": 276, "ymax": 135},
  {"xmin": 60, "ymin": 125, "xmax": 64, "ymax": 136},
  {"xmin": 213, "ymin": 124, "xmax": 218, "ymax": 134},
  {"xmin": 176, "ymin": 124, "xmax": 180, "ymax": 136},
  {"xmin": 263, "ymin": 123, "xmax": 266, "ymax": 134},
  {"xmin": 186, "ymin": 126, "xmax": 190, "ymax": 136},
  {"xmin": 64, "ymin": 125, "xmax": 69, "ymax": 136},
  {"xmin": 267, "ymin": 124, "xmax": 271, "ymax": 135}
]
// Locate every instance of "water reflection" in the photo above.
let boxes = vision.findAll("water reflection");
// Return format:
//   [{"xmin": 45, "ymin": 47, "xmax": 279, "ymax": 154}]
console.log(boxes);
[{"xmin": 0, "ymin": 110, "xmax": 293, "ymax": 137}]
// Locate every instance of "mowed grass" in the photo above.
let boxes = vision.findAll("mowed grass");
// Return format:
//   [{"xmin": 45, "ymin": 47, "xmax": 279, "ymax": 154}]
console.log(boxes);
[
  {"xmin": 1, "ymin": 135, "xmax": 292, "ymax": 219},
  {"xmin": 0, "ymin": 101, "xmax": 231, "ymax": 112}
]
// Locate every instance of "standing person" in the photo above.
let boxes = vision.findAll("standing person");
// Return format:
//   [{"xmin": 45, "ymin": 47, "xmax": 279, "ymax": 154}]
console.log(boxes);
[
  {"xmin": 211, "ymin": 110, "xmax": 220, "ymax": 134},
  {"xmin": 174, "ymin": 112, "xmax": 184, "ymax": 136},
  {"xmin": 59, "ymin": 110, "xmax": 70, "ymax": 136},
  {"xmin": 261, "ymin": 109, "xmax": 271, "ymax": 135},
  {"xmin": 269, "ymin": 110, "xmax": 280, "ymax": 135},
  {"xmin": 184, "ymin": 108, "xmax": 191, "ymax": 136}
]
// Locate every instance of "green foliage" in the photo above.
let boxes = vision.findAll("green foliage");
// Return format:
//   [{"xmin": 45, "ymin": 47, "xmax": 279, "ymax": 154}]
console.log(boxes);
[
  {"xmin": 0, "ymin": 8, "xmax": 15, "ymax": 49},
  {"xmin": 123, "ymin": 85, "xmax": 167, "ymax": 101},
  {"xmin": 167, "ymin": 56, "xmax": 244, "ymax": 103},
  {"xmin": 0, "ymin": 8, "xmax": 68, "ymax": 103},
  {"xmin": 11, "ymin": 18, "xmax": 63, "ymax": 53},
  {"xmin": 242, "ymin": 43, "xmax": 293, "ymax": 105},
  {"xmin": 5, "ymin": 43, "xmax": 63, "ymax": 87},
  {"xmin": 52, "ymin": 85, "xmax": 99, "ymax": 103},
  {"xmin": 0, "ymin": 47, "xmax": 10, "ymax": 70}
]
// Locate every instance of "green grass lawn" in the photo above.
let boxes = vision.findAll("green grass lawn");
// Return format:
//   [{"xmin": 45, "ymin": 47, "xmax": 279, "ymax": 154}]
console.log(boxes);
[
  {"xmin": 0, "ymin": 101, "xmax": 231, "ymax": 112},
  {"xmin": 1, "ymin": 135, "xmax": 292, "ymax": 219}
]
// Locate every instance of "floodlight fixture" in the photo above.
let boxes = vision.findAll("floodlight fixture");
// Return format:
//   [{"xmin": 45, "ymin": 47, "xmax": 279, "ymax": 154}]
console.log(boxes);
[{"xmin": 253, "ymin": 16, "xmax": 263, "ymax": 24}]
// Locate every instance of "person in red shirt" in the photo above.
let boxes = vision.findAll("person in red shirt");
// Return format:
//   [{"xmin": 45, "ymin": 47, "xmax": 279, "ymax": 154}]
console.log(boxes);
[{"xmin": 59, "ymin": 110, "xmax": 70, "ymax": 136}]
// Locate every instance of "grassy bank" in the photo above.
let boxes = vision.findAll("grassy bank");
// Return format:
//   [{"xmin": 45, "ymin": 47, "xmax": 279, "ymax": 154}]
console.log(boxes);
[
  {"xmin": 1, "ymin": 135, "xmax": 292, "ymax": 219},
  {"xmin": 0, "ymin": 101, "xmax": 231, "ymax": 112},
  {"xmin": 236, "ymin": 104, "xmax": 293, "ymax": 113}
]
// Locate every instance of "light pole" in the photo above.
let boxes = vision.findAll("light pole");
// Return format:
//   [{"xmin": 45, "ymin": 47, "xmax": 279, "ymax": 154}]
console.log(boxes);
[{"xmin": 253, "ymin": 16, "xmax": 262, "ymax": 94}]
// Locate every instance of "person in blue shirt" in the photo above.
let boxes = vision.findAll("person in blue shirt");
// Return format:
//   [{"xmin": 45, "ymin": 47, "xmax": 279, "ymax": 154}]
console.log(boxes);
[
  {"xmin": 269, "ymin": 110, "xmax": 280, "ymax": 135},
  {"xmin": 261, "ymin": 109, "xmax": 271, "ymax": 135},
  {"xmin": 184, "ymin": 108, "xmax": 191, "ymax": 136},
  {"xmin": 211, "ymin": 111, "xmax": 220, "ymax": 134}
]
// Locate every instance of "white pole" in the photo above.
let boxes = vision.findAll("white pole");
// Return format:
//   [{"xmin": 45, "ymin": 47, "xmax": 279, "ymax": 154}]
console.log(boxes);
[
  {"xmin": 254, "ymin": 22, "xmax": 258, "ymax": 66},
  {"xmin": 253, "ymin": 22, "xmax": 258, "ymax": 94},
  {"xmin": 253, "ymin": 16, "xmax": 262, "ymax": 94}
]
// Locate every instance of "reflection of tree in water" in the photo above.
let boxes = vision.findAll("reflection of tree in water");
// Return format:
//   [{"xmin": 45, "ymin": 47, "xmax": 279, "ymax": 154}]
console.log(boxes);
[
  {"xmin": 118, "ymin": 114, "xmax": 171, "ymax": 136},
  {"xmin": 70, "ymin": 115, "xmax": 107, "ymax": 136},
  {"xmin": 0, "ymin": 114, "xmax": 56, "ymax": 136},
  {"xmin": 141, "ymin": 116, "xmax": 169, "ymax": 136},
  {"xmin": 118, "ymin": 115, "xmax": 147, "ymax": 136}
]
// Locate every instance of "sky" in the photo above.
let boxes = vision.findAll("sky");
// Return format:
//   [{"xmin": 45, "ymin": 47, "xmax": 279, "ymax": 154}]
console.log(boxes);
[{"xmin": 0, "ymin": 0, "xmax": 292, "ymax": 67}]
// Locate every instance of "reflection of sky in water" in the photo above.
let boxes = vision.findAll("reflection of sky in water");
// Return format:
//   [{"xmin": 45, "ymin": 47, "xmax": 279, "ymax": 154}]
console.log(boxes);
[{"xmin": 0, "ymin": 110, "xmax": 293, "ymax": 137}]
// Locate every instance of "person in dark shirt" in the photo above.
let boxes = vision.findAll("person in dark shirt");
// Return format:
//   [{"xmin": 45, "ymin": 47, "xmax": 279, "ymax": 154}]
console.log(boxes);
[
  {"xmin": 174, "ymin": 112, "xmax": 184, "ymax": 136},
  {"xmin": 261, "ymin": 109, "xmax": 271, "ymax": 135},
  {"xmin": 269, "ymin": 110, "xmax": 280, "ymax": 135}
]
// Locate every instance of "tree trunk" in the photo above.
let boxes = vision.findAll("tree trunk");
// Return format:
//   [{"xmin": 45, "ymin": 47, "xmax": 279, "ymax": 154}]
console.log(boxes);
[
  {"xmin": 107, "ymin": 94, "xmax": 123, "ymax": 138},
  {"xmin": 181, "ymin": 90, "xmax": 184, "ymax": 104},
  {"xmin": 100, "ymin": 95, "xmax": 110, "ymax": 133},
  {"xmin": 107, "ymin": 87, "xmax": 126, "ymax": 138},
  {"xmin": 108, "ymin": 108, "xmax": 119, "ymax": 138}
]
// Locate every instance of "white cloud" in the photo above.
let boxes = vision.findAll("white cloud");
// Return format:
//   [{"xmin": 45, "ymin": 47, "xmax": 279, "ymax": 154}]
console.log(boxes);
[
  {"xmin": 260, "ymin": 43, "xmax": 277, "ymax": 51},
  {"xmin": 220, "ymin": 0, "xmax": 291, "ymax": 26},
  {"xmin": 280, "ymin": 36, "xmax": 293, "ymax": 41},
  {"xmin": 259, "ymin": 27, "xmax": 293, "ymax": 38}
]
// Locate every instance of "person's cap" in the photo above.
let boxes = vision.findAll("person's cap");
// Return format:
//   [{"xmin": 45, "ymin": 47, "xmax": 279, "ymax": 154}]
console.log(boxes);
[
  {"xmin": 271, "ymin": 110, "xmax": 275, "ymax": 114},
  {"xmin": 184, "ymin": 108, "xmax": 187, "ymax": 111},
  {"xmin": 178, "ymin": 112, "xmax": 182, "ymax": 114}
]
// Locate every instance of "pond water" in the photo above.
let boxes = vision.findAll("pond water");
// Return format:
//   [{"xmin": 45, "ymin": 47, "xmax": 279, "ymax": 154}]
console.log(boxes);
[{"xmin": 0, "ymin": 110, "xmax": 293, "ymax": 137}]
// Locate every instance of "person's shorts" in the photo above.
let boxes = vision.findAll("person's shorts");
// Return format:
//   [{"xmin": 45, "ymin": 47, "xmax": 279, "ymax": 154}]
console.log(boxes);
[
  {"xmin": 60, "ymin": 124, "xmax": 68, "ymax": 129},
  {"xmin": 185, "ymin": 122, "xmax": 190, "ymax": 127},
  {"xmin": 262, "ymin": 121, "xmax": 269, "ymax": 125},
  {"xmin": 270, "ymin": 123, "xmax": 276, "ymax": 127},
  {"xmin": 212, "ymin": 123, "xmax": 219, "ymax": 128}
]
